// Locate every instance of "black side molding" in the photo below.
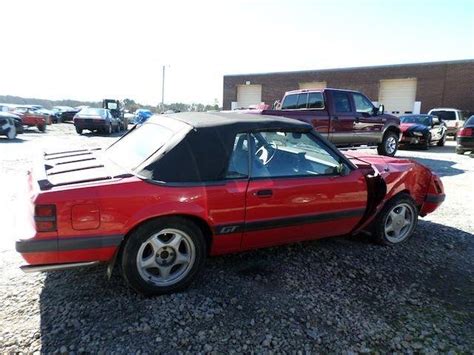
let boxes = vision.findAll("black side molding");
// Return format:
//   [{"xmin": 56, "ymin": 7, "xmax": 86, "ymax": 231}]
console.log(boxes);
[{"xmin": 425, "ymin": 194, "xmax": 446, "ymax": 203}]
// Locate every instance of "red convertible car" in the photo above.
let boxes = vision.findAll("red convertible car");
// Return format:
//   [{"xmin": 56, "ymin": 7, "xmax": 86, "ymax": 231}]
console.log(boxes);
[{"xmin": 16, "ymin": 113, "xmax": 445, "ymax": 295}]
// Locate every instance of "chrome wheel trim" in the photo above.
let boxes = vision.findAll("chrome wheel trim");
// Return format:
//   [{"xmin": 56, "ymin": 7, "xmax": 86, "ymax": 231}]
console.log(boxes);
[
  {"xmin": 385, "ymin": 136, "xmax": 397, "ymax": 155},
  {"xmin": 137, "ymin": 228, "xmax": 196, "ymax": 287},
  {"xmin": 384, "ymin": 203, "xmax": 415, "ymax": 243}
]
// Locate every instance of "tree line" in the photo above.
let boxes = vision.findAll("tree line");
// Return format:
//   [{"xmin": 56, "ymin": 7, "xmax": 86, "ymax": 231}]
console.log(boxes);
[{"xmin": 0, "ymin": 95, "xmax": 221, "ymax": 112}]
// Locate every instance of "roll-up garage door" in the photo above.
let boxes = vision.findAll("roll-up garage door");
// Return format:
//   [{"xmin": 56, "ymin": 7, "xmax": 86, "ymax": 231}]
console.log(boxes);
[
  {"xmin": 236, "ymin": 85, "xmax": 262, "ymax": 108},
  {"xmin": 378, "ymin": 78, "xmax": 417, "ymax": 115},
  {"xmin": 299, "ymin": 81, "xmax": 327, "ymax": 90}
]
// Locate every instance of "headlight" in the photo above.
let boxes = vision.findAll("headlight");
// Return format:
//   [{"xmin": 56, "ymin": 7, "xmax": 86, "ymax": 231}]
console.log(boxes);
[{"xmin": 413, "ymin": 132, "xmax": 423, "ymax": 137}]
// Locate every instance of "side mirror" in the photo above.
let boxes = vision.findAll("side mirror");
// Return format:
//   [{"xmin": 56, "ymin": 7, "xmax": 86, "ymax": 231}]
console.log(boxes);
[
  {"xmin": 377, "ymin": 104, "xmax": 385, "ymax": 115},
  {"xmin": 336, "ymin": 163, "xmax": 350, "ymax": 176}
]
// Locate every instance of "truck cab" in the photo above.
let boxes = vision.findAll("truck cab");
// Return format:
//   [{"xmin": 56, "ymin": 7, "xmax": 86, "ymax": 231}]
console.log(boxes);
[
  {"xmin": 103, "ymin": 99, "xmax": 127, "ymax": 131},
  {"xmin": 262, "ymin": 88, "xmax": 400, "ymax": 156}
]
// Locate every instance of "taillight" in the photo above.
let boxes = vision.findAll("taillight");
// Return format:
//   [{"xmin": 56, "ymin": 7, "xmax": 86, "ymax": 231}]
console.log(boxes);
[
  {"xmin": 458, "ymin": 128, "xmax": 473, "ymax": 137},
  {"xmin": 34, "ymin": 204, "xmax": 57, "ymax": 232}
]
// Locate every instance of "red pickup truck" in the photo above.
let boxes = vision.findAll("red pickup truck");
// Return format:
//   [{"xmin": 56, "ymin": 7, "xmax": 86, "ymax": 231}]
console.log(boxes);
[{"xmin": 258, "ymin": 88, "xmax": 401, "ymax": 156}]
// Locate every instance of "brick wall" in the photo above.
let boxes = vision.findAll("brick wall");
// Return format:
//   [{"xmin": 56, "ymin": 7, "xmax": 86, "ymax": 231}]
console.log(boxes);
[{"xmin": 223, "ymin": 60, "xmax": 474, "ymax": 113}]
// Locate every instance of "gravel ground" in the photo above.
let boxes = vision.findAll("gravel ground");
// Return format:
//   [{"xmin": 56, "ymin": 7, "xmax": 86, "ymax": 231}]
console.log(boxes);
[{"xmin": 0, "ymin": 124, "xmax": 473, "ymax": 353}]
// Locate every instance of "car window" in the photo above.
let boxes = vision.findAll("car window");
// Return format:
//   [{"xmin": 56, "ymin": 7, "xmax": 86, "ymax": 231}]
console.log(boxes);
[
  {"xmin": 106, "ymin": 122, "xmax": 175, "ymax": 171},
  {"xmin": 308, "ymin": 92, "xmax": 324, "ymax": 109},
  {"xmin": 296, "ymin": 93, "xmax": 308, "ymax": 109},
  {"xmin": 80, "ymin": 108, "xmax": 105, "ymax": 116},
  {"xmin": 281, "ymin": 94, "xmax": 298, "ymax": 109},
  {"xmin": 352, "ymin": 93, "xmax": 373, "ymax": 114},
  {"xmin": 249, "ymin": 131, "xmax": 343, "ymax": 178},
  {"xmin": 226, "ymin": 133, "xmax": 249, "ymax": 179},
  {"xmin": 465, "ymin": 116, "xmax": 474, "ymax": 125},
  {"xmin": 430, "ymin": 111, "xmax": 456, "ymax": 120},
  {"xmin": 333, "ymin": 92, "xmax": 352, "ymax": 113}
]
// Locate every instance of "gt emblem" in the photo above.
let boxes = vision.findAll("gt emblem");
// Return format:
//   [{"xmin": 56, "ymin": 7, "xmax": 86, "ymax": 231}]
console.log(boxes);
[{"xmin": 219, "ymin": 225, "xmax": 240, "ymax": 234}]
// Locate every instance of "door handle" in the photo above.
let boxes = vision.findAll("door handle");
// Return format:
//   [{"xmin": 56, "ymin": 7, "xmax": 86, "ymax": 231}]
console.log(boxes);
[
  {"xmin": 333, "ymin": 116, "xmax": 339, "ymax": 120},
  {"xmin": 254, "ymin": 189, "xmax": 273, "ymax": 197}
]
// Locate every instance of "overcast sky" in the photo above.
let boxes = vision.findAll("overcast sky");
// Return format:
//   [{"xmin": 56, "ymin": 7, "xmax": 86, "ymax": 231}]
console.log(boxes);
[{"xmin": 0, "ymin": 0, "xmax": 473, "ymax": 106}]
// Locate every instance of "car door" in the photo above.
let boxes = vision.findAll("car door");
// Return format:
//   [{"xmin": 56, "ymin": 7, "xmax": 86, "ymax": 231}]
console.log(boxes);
[
  {"xmin": 241, "ymin": 130, "xmax": 368, "ymax": 250},
  {"xmin": 351, "ymin": 92, "xmax": 384, "ymax": 145},
  {"xmin": 328, "ymin": 90, "xmax": 358, "ymax": 145}
]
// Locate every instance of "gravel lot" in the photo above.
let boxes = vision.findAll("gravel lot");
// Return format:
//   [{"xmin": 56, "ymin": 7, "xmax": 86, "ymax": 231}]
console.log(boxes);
[{"xmin": 0, "ymin": 123, "xmax": 473, "ymax": 353}]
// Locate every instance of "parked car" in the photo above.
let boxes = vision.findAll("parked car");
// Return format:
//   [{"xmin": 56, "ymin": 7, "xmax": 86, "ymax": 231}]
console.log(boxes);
[
  {"xmin": 35, "ymin": 109, "xmax": 59, "ymax": 125},
  {"xmin": 15, "ymin": 112, "xmax": 445, "ymax": 296},
  {"xmin": 103, "ymin": 99, "xmax": 127, "ymax": 131},
  {"xmin": 252, "ymin": 88, "xmax": 401, "ymax": 156},
  {"xmin": 0, "ymin": 112, "xmax": 23, "ymax": 139},
  {"xmin": 399, "ymin": 114, "xmax": 447, "ymax": 149},
  {"xmin": 427, "ymin": 108, "xmax": 465, "ymax": 138},
  {"xmin": 456, "ymin": 115, "xmax": 474, "ymax": 154},
  {"xmin": 133, "ymin": 109, "xmax": 153, "ymax": 124},
  {"xmin": 73, "ymin": 108, "xmax": 119, "ymax": 134},
  {"xmin": 12, "ymin": 107, "xmax": 47, "ymax": 132},
  {"xmin": 53, "ymin": 106, "xmax": 80, "ymax": 122}
]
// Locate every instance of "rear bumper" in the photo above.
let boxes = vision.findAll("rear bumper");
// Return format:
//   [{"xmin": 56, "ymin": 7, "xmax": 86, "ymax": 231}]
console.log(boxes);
[
  {"xmin": 16, "ymin": 234, "xmax": 123, "ymax": 267},
  {"xmin": 456, "ymin": 137, "xmax": 474, "ymax": 149},
  {"xmin": 74, "ymin": 121, "xmax": 109, "ymax": 130},
  {"xmin": 446, "ymin": 127, "xmax": 458, "ymax": 135}
]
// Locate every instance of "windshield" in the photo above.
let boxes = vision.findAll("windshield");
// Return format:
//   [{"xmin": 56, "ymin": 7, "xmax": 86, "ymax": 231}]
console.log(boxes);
[
  {"xmin": 430, "ymin": 110, "xmax": 456, "ymax": 120},
  {"xmin": 105, "ymin": 122, "xmax": 175, "ymax": 171},
  {"xmin": 400, "ymin": 115, "xmax": 431, "ymax": 126}
]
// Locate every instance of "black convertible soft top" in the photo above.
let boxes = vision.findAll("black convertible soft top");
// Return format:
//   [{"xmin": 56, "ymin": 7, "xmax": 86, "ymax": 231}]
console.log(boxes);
[
  {"xmin": 141, "ymin": 112, "xmax": 313, "ymax": 183},
  {"xmin": 149, "ymin": 111, "xmax": 312, "ymax": 131}
]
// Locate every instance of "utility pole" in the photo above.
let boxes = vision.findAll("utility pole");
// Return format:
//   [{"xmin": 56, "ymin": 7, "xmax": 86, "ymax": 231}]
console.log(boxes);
[{"xmin": 161, "ymin": 65, "xmax": 165, "ymax": 112}]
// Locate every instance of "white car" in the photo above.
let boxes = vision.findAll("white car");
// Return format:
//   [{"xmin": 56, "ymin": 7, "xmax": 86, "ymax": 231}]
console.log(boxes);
[{"xmin": 428, "ymin": 108, "xmax": 466, "ymax": 137}]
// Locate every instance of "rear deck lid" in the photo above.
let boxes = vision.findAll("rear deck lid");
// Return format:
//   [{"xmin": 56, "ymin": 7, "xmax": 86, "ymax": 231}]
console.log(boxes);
[{"xmin": 34, "ymin": 148, "xmax": 131, "ymax": 191}]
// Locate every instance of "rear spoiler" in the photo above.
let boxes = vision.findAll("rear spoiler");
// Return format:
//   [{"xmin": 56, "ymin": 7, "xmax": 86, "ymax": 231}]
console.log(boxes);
[{"xmin": 34, "ymin": 148, "xmax": 133, "ymax": 191}]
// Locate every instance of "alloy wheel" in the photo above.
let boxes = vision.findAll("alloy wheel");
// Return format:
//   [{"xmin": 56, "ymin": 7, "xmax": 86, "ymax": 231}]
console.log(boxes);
[
  {"xmin": 136, "ymin": 228, "xmax": 196, "ymax": 286},
  {"xmin": 385, "ymin": 136, "xmax": 397, "ymax": 155},
  {"xmin": 384, "ymin": 203, "xmax": 415, "ymax": 243}
]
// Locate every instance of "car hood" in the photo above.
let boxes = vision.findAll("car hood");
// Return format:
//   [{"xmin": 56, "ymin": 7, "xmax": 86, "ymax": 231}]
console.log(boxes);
[
  {"xmin": 34, "ymin": 148, "xmax": 132, "ymax": 191},
  {"xmin": 400, "ymin": 123, "xmax": 429, "ymax": 133}
]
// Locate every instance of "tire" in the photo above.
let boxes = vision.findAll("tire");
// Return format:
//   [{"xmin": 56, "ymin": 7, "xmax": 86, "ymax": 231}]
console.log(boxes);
[
  {"xmin": 107, "ymin": 124, "xmax": 112, "ymax": 135},
  {"xmin": 456, "ymin": 148, "xmax": 465, "ymax": 155},
  {"xmin": 121, "ymin": 217, "xmax": 207, "ymax": 296},
  {"xmin": 377, "ymin": 131, "xmax": 398, "ymax": 156},
  {"xmin": 75, "ymin": 127, "xmax": 83, "ymax": 135},
  {"xmin": 372, "ymin": 194, "xmax": 418, "ymax": 245},
  {"xmin": 437, "ymin": 132, "xmax": 446, "ymax": 146},
  {"xmin": 422, "ymin": 133, "xmax": 431, "ymax": 150},
  {"xmin": 37, "ymin": 124, "xmax": 46, "ymax": 132},
  {"xmin": 6, "ymin": 124, "xmax": 16, "ymax": 140}
]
